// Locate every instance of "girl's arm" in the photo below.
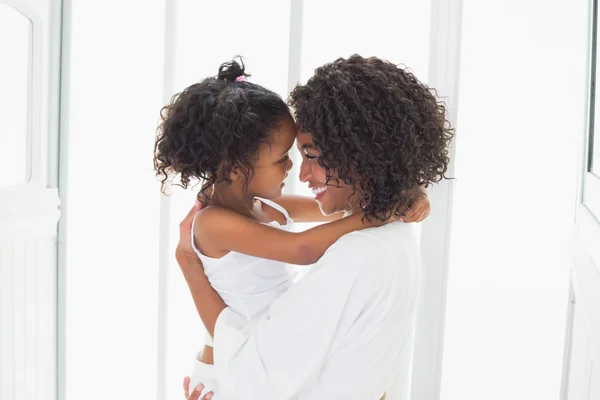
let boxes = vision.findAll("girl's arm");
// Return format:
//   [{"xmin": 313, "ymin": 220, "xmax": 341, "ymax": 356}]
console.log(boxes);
[
  {"xmin": 273, "ymin": 185, "xmax": 430, "ymax": 224},
  {"xmin": 194, "ymin": 206, "xmax": 379, "ymax": 266},
  {"xmin": 273, "ymin": 195, "xmax": 343, "ymax": 223}
]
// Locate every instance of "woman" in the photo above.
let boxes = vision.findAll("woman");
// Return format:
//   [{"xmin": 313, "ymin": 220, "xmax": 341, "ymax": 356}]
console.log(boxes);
[{"xmin": 180, "ymin": 55, "xmax": 452, "ymax": 399}]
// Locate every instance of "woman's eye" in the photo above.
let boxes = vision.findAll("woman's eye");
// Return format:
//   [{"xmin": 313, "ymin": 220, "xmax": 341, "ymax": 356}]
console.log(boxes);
[{"xmin": 305, "ymin": 154, "xmax": 317, "ymax": 160}]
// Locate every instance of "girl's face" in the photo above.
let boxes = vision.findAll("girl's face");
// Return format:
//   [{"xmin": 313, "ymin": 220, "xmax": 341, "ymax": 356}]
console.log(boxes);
[
  {"xmin": 296, "ymin": 132, "xmax": 360, "ymax": 216},
  {"xmin": 246, "ymin": 116, "xmax": 295, "ymax": 199}
]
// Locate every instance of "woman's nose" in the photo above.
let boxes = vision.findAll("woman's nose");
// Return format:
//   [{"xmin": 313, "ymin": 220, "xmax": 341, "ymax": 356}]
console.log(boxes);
[{"xmin": 299, "ymin": 159, "xmax": 310, "ymax": 182}]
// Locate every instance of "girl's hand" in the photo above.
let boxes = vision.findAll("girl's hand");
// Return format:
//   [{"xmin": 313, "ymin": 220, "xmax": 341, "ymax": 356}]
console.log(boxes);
[
  {"xmin": 403, "ymin": 192, "xmax": 430, "ymax": 223},
  {"xmin": 362, "ymin": 189, "xmax": 430, "ymax": 227}
]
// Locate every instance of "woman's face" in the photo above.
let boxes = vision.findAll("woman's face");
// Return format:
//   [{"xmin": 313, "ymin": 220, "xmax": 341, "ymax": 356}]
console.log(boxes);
[{"xmin": 296, "ymin": 132, "xmax": 360, "ymax": 216}]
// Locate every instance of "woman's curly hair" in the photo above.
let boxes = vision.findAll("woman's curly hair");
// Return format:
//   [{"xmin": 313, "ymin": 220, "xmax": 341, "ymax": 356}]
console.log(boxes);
[
  {"xmin": 289, "ymin": 55, "xmax": 453, "ymax": 222},
  {"xmin": 154, "ymin": 57, "xmax": 291, "ymax": 202}
]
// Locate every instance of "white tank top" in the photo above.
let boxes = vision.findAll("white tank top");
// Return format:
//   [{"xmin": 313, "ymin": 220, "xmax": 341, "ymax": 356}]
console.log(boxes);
[{"xmin": 190, "ymin": 198, "xmax": 295, "ymax": 323}]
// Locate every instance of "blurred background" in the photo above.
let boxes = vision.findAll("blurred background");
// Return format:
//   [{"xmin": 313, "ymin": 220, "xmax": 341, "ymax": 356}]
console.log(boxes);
[{"xmin": 1, "ymin": 0, "xmax": 599, "ymax": 400}]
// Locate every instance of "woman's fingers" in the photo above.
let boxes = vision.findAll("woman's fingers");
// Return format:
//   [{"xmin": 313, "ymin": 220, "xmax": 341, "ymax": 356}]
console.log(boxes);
[
  {"xmin": 187, "ymin": 384, "xmax": 203, "ymax": 400},
  {"xmin": 181, "ymin": 201, "xmax": 202, "ymax": 231},
  {"xmin": 183, "ymin": 381, "xmax": 213, "ymax": 400},
  {"xmin": 183, "ymin": 377, "xmax": 191, "ymax": 398}
]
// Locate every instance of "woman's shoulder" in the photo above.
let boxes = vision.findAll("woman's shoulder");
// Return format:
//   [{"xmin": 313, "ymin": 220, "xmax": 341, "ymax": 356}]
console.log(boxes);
[
  {"xmin": 323, "ymin": 223, "xmax": 418, "ymax": 273},
  {"xmin": 340, "ymin": 222, "xmax": 415, "ymax": 247}
]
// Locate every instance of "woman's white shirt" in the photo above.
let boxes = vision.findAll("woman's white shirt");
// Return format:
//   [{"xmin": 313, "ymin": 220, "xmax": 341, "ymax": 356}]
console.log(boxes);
[{"xmin": 214, "ymin": 222, "xmax": 421, "ymax": 400}]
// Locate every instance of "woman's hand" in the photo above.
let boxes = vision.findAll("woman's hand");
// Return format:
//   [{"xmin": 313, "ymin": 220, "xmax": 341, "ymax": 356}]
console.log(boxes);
[
  {"xmin": 183, "ymin": 376, "xmax": 214, "ymax": 400},
  {"xmin": 175, "ymin": 200, "xmax": 203, "ymax": 267}
]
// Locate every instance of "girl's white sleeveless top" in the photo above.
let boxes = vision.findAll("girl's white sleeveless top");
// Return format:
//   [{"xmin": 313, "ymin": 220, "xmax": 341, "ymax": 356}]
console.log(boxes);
[{"xmin": 190, "ymin": 198, "xmax": 294, "ymax": 321}]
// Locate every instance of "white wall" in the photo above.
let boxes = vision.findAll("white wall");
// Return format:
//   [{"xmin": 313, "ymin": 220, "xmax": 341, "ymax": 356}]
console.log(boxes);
[
  {"xmin": 300, "ymin": 0, "xmax": 431, "ymax": 82},
  {"xmin": 60, "ymin": 1, "xmax": 165, "ymax": 399},
  {"xmin": 440, "ymin": 1, "xmax": 588, "ymax": 399}
]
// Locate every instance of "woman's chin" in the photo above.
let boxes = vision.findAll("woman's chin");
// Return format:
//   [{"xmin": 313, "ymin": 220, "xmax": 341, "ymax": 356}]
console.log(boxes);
[{"xmin": 316, "ymin": 199, "xmax": 333, "ymax": 216}]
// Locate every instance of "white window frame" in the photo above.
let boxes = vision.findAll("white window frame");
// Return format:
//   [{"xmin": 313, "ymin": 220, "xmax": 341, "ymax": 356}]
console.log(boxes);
[
  {"xmin": 1, "ymin": 0, "xmax": 43, "ymax": 193},
  {"xmin": 0, "ymin": 2, "xmax": 61, "ymax": 400},
  {"xmin": 562, "ymin": 0, "xmax": 600, "ymax": 397},
  {"xmin": 283, "ymin": 0, "xmax": 303, "ymax": 196},
  {"xmin": 573, "ymin": 0, "xmax": 600, "ymax": 306},
  {"xmin": 409, "ymin": 0, "xmax": 463, "ymax": 399},
  {"xmin": 579, "ymin": 0, "xmax": 600, "ymax": 259}
]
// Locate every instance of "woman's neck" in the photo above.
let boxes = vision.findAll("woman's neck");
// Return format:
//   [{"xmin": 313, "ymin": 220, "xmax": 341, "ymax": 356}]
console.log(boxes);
[
  {"xmin": 343, "ymin": 203, "xmax": 363, "ymax": 218},
  {"xmin": 343, "ymin": 188, "xmax": 364, "ymax": 217}
]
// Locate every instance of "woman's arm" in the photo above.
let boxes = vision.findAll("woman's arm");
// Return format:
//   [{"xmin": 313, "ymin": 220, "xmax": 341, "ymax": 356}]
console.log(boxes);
[
  {"xmin": 176, "ymin": 202, "xmax": 226, "ymax": 339},
  {"xmin": 195, "ymin": 206, "xmax": 377, "ymax": 266},
  {"xmin": 179, "ymin": 253, "xmax": 225, "ymax": 338}
]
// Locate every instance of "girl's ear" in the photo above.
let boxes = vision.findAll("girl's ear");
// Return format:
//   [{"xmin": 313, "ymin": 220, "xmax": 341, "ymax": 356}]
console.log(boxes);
[{"xmin": 229, "ymin": 165, "xmax": 242, "ymax": 182}]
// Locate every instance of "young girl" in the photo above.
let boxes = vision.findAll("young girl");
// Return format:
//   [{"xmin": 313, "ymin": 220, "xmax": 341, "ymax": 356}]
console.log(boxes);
[{"xmin": 154, "ymin": 59, "xmax": 428, "ymax": 398}]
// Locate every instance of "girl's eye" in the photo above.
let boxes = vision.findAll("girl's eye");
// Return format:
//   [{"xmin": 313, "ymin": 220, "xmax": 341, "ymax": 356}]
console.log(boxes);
[{"xmin": 278, "ymin": 154, "xmax": 290, "ymax": 163}]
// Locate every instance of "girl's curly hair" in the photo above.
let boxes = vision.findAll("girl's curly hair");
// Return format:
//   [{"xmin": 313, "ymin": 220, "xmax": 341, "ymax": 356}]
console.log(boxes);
[
  {"xmin": 289, "ymin": 55, "xmax": 453, "ymax": 222},
  {"xmin": 154, "ymin": 57, "xmax": 291, "ymax": 202}
]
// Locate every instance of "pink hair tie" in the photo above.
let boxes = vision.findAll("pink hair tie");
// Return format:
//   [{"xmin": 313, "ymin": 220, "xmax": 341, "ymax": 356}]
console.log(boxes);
[{"xmin": 235, "ymin": 75, "xmax": 246, "ymax": 82}]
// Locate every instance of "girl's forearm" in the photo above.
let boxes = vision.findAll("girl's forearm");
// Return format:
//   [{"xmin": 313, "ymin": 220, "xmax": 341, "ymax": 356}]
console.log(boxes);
[{"xmin": 296, "ymin": 212, "xmax": 368, "ymax": 264}]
